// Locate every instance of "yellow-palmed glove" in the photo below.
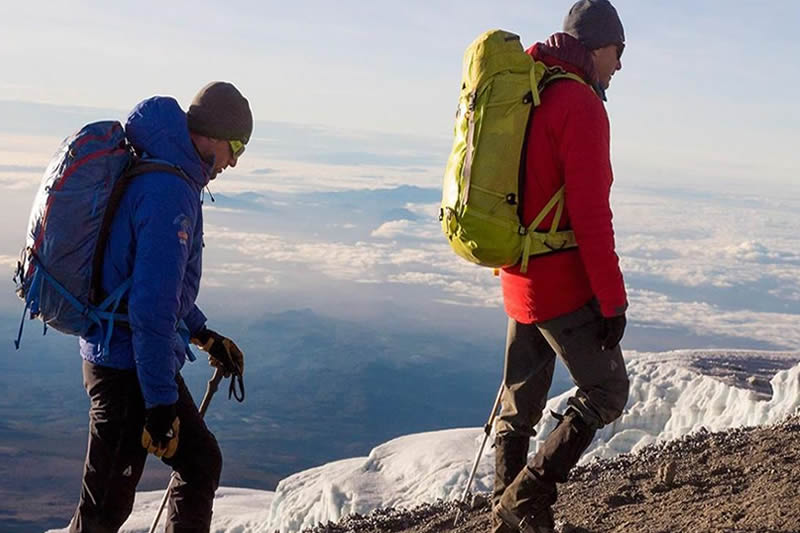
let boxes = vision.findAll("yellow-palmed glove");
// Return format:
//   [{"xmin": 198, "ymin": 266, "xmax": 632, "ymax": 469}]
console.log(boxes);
[
  {"xmin": 141, "ymin": 404, "xmax": 180, "ymax": 459},
  {"xmin": 190, "ymin": 327, "xmax": 244, "ymax": 377},
  {"xmin": 190, "ymin": 327, "xmax": 245, "ymax": 402}
]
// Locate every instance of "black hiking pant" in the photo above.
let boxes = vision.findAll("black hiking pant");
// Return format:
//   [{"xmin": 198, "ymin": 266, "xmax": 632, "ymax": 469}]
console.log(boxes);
[{"xmin": 69, "ymin": 361, "xmax": 221, "ymax": 533}]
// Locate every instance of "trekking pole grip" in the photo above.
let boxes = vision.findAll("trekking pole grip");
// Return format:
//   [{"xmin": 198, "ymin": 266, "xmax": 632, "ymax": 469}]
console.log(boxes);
[{"xmin": 199, "ymin": 368, "xmax": 224, "ymax": 418}]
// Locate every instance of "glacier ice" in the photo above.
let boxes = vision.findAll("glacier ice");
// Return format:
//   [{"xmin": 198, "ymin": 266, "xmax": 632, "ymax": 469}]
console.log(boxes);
[{"xmin": 265, "ymin": 350, "xmax": 800, "ymax": 533}]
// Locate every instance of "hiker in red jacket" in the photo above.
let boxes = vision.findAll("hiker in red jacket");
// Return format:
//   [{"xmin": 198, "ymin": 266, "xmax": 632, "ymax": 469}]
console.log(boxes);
[{"xmin": 493, "ymin": 1, "xmax": 630, "ymax": 532}]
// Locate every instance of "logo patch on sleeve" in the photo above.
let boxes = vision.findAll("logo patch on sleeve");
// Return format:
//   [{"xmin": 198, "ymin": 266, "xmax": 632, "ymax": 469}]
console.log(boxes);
[{"xmin": 173, "ymin": 214, "xmax": 192, "ymax": 246}]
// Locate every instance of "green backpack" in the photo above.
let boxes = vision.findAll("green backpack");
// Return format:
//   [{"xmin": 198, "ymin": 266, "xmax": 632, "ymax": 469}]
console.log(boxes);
[{"xmin": 441, "ymin": 29, "xmax": 585, "ymax": 273}]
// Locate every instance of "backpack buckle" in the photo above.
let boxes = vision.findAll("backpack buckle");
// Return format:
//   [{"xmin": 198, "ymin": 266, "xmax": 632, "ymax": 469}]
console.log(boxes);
[
  {"xmin": 522, "ymin": 92, "xmax": 533, "ymax": 105},
  {"xmin": 544, "ymin": 239, "xmax": 567, "ymax": 251},
  {"xmin": 518, "ymin": 226, "xmax": 527, "ymax": 236}
]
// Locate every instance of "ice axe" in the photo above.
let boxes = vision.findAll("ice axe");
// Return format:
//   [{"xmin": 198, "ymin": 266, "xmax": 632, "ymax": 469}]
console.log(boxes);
[
  {"xmin": 148, "ymin": 368, "xmax": 224, "ymax": 533},
  {"xmin": 453, "ymin": 380, "xmax": 504, "ymax": 526}
]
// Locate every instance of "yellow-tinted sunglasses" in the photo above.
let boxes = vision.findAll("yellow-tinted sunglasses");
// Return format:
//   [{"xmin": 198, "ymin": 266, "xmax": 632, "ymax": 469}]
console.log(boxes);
[{"xmin": 228, "ymin": 139, "xmax": 246, "ymax": 158}]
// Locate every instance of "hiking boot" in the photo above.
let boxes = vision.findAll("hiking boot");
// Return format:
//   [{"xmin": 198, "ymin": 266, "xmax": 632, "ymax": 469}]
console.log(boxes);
[
  {"xmin": 493, "ymin": 434, "xmax": 530, "ymax": 533},
  {"xmin": 495, "ymin": 503, "xmax": 555, "ymax": 533},
  {"xmin": 495, "ymin": 466, "xmax": 557, "ymax": 533},
  {"xmin": 495, "ymin": 408, "xmax": 597, "ymax": 533}
]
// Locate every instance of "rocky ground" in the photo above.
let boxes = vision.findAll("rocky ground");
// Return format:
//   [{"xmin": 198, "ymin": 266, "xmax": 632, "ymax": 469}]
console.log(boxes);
[{"xmin": 307, "ymin": 416, "xmax": 800, "ymax": 533}]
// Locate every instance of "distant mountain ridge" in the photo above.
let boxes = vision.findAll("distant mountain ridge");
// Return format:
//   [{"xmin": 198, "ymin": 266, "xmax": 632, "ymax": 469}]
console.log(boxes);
[{"xmin": 210, "ymin": 185, "xmax": 439, "ymax": 213}]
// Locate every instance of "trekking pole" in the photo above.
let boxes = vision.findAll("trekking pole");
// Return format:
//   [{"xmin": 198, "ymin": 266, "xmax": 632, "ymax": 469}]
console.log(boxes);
[
  {"xmin": 453, "ymin": 380, "xmax": 504, "ymax": 526},
  {"xmin": 148, "ymin": 368, "xmax": 224, "ymax": 533}
]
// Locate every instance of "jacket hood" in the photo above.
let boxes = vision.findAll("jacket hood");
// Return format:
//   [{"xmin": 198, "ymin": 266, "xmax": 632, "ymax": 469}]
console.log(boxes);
[{"xmin": 125, "ymin": 96, "xmax": 213, "ymax": 188}]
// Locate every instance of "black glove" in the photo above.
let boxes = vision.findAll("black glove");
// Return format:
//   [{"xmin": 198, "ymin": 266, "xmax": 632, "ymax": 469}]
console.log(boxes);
[
  {"xmin": 190, "ymin": 327, "xmax": 244, "ymax": 377},
  {"xmin": 599, "ymin": 314, "xmax": 627, "ymax": 351},
  {"xmin": 141, "ymin": 404, "xmax": 180, "ymax": 459}
]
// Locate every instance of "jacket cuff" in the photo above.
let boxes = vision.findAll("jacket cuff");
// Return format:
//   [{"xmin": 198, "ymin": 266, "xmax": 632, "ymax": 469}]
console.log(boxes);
[
  {"xmin": 143, "ymin": 389, "xmax": 179, "ymax": 410},
  {"xmin": 183, "ymin": 305, "xmax": 207, "ymax": 336},
  {"xmin": 600, "ymin": 299, "xmax": 628, "ymax": 318}
]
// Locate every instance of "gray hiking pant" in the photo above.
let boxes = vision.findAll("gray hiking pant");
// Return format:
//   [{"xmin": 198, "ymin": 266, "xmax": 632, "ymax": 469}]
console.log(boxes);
[
  {"xmin": 495, "ymin": 299, "xmax": 629, "ymax": 437},
  {"xmin": 69, "ymin": 361, "xmax": 221, "ymax": 533}
]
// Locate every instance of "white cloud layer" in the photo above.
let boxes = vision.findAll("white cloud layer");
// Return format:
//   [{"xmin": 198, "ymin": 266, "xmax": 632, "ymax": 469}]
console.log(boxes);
[
  {"xmin": 199, "ymin": 183, "xmax": 800, "ymax": 350},
  {"xmin": 628, "ymin": 289, "xmax": 800, "ymax": 349},
  {"xmin": 371, "ymin": 220, "xmax": 414, "ymax": 239},
  {"xmin": 203, "ymin": 225, "xmax": 502, "ymax": 308},
  {"xmin": 615, "ymin": 186, "xmax": 800, "ymax": 298},
  {"xmin": 0, "ymin": 255, "xmax": 18, "ymax": 269}
]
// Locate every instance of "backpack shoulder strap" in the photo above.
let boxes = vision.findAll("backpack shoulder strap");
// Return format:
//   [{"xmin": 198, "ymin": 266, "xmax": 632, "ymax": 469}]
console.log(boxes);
[
  {"xmin": 89, "ymin": 159, "xmax": 192, "ymax": 306},
  {"xmin": 540, "ymin": 65, "xmax": 587, "ymax": 90},
  {"xmin": 123, "ymin": 160, "xmax": 191, "ymax": 183}
]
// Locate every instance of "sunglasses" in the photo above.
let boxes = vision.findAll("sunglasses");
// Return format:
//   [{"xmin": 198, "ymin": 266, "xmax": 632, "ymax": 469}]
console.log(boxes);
[
  {"xmin": 616, "ymin": 43, "xmax": 625, "ymax": 61},
  {"xmin": 228, "ymin": 139, "xmax": 246, "ymax": 158}
]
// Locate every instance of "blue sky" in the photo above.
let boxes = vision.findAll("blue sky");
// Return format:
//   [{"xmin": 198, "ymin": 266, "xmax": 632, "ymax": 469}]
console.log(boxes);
[{"xmin": 1, "ymin": 1, "xmax": 799, "ymax": 186}]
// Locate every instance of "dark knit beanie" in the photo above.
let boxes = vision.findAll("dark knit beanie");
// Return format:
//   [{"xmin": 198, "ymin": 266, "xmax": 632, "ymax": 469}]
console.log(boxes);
[
  {"xmin": 563, "ymin": 0, "xmax": 625, "ymax": 51},
  {"xmin": 186, "ymin": 81, "xmax": 253, "ymax": 144}
]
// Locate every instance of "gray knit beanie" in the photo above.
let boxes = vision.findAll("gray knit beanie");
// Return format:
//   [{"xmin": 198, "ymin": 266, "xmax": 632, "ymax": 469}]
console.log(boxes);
[
  {"xmin": 186, "ymin": 81, "xmax": 253, "ymax": 144},
  {"xmin": 563, "ymin": 0, "xmax": 625, "ymax": 51}
]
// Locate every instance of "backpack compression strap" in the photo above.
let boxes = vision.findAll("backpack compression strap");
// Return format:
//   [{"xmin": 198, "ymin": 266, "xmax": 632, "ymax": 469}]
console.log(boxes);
[
  {"xmin": 519, "ymin": 185, "xmax": 577, "ymax": 272},
  {"xmin": 89, "ymin": 160, "xmax": 191, "ymax": 306}
]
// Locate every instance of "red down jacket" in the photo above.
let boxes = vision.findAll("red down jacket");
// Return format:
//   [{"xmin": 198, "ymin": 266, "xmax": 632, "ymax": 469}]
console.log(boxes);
[{"xmin": 501, "ymin": 34, "xmax": 628, "ymax": 323}]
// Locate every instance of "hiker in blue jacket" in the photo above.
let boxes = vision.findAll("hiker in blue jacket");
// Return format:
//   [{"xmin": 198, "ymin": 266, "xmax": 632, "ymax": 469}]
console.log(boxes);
[{"xmin": 69, "ymin": 81, "xmax": 251, "ymax": 533}]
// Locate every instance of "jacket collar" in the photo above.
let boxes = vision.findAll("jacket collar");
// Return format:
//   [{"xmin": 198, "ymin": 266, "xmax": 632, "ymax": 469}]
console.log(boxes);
[{"xmin": 529, "ymin": 33, "xmax": 606, "ymax": 101}]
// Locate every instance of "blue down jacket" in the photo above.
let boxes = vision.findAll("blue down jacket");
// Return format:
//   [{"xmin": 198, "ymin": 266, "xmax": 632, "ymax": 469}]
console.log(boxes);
[{"xmin": 79, "ymin": 96, "xmax": 212, "ymax": 408}]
